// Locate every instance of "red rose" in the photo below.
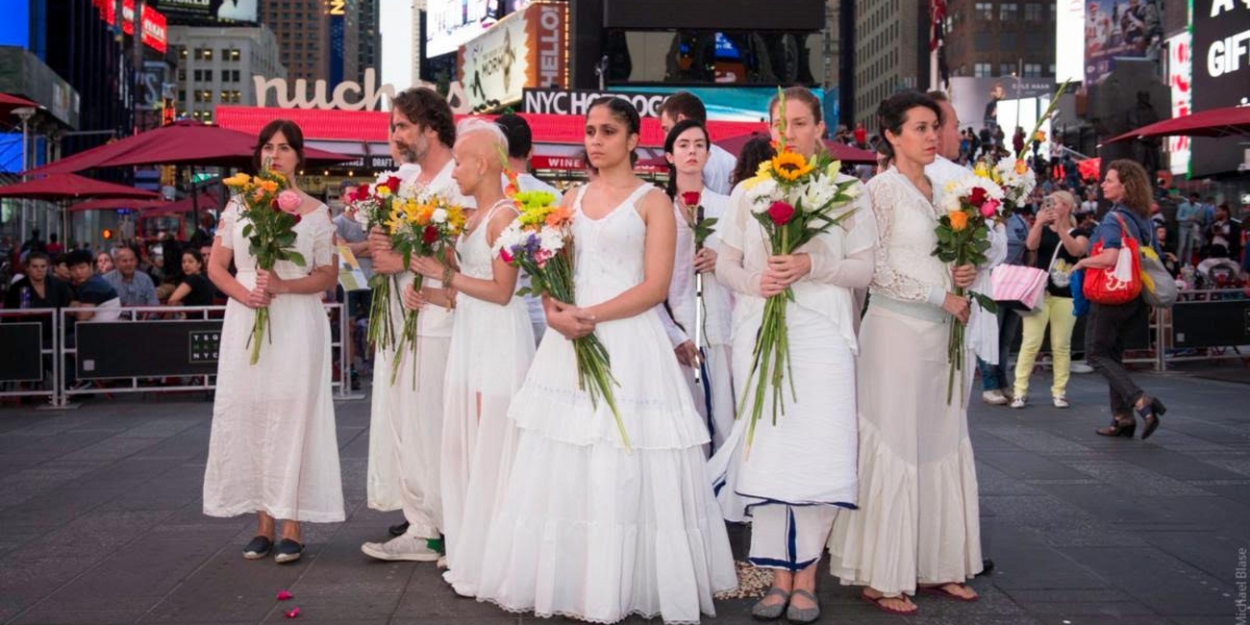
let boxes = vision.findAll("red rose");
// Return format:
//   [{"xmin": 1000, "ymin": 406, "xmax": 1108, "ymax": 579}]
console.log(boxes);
[
  {"xmin": 293, "ymin": 213, "xmax": 302, "ymax": 224},
  {"xmin": 357, "ymin": 183, "xmax": 371, "ymax": 199},
  {"xmin": 681, "ymin": 191, "xmax": 701, "ymax": 208},
  {"xmin": 422, "ymin": 225, "xmax": 439, "ymax": 244},
  {"xmin": 968, "ymin": 187, "xmax": 988, "ymax": 208},
  {"xmin": 383, "ymin": 176, "xmax": 401, "ymax": 193},
  {"xmin": 767, "ymin": 201, "xmax": 796, "ymax": 225},
  {"xmin": 270, "ymin": 198, "xmax": 281, "ymax": 212}
]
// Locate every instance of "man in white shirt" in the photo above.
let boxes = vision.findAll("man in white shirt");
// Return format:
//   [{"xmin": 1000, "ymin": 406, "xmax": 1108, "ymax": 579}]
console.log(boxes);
[
  {"xmin": 494, "ymin": 113, "xmax": 556, "ymax": 344},
  {"xmin": 660, "ymin": 92, "xmax": 736, "ymax": 195},
  {"xmin": 361, "ymin": 87, "xmax": 474, "ymax": 565},
  {"xmin": 925, "ymin": 90, "xmax": 1011, "ymax": 407}
]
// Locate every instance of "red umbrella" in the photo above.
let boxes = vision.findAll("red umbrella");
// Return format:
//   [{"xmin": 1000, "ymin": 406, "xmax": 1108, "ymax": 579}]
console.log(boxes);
[
  {"xmin": 24, "ymin": 120, "xmax": 352, "ymax": 176},
  {"xmin": 1103, "ymin": 105, "xmax": 1250, "ymax": 144},
  {"xmin": 0, "ymin": 173, "xmax": 159, "ymax": 200},
  {"xmin": 140, "ymin": 193, "xmax": 223, "ymax": 217},
  {"xmin": 69, "ymin": 198, "xmax": 166, "ymax": 213},
  {"xmin": 714, "ymin": 133, "xmax": 879, "ymax": 164},
  {"xmin": 1, "ymin": 93, "xmax": 39, "ymax": 118}
]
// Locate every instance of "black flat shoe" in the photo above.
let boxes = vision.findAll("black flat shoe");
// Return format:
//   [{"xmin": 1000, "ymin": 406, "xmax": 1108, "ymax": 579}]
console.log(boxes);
[
  {"xmin": 274, "ymin": 538, "xmax": 305, "ymax": 564},
  {"xmin": 1096, "ymin": 416, "xmax": 1136, "ymax": 438},
  {"xmin": 389, "ymin": 521, "xmax": 410, "ymax": 537},
  {"xmin": 1136, "ymin": 396, "xmax": 1166, "ymax": 440},
  {"xmin": 243, "ymin": 535, "xmax": 272, "ymax": 560}
]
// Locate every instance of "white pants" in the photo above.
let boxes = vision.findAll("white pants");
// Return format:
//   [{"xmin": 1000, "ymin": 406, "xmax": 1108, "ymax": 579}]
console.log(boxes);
[{"xmin": 749, "ymin": 504, "xmax": 839, "ymax": 571}]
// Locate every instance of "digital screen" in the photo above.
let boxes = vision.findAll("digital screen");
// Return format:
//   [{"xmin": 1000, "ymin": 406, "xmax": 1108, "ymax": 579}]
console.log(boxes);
[{"xmin": 0, "ymin": 0, "xmax": 30, "ymax": 48}]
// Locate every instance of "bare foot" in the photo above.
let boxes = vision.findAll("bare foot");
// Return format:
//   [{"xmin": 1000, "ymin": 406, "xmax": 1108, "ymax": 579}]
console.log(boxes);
[
  {"xmin": 921, "ymin": 582, "xmax": 979, "ymax": 600},
  {"xmin": 863, "ymin": 588, "xmax": 917, "ymax": 614}
]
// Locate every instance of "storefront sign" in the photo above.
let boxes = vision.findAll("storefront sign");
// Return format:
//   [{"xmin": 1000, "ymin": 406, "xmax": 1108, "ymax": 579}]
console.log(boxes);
[
  {"xmin": 1191, "ymin": 0, "xmax": 1250, "ymax": 176},
  {"xmin": 94, "ymin": 0, "xmax": 168, "ymax": 53},
  {"xmin": 457, "ymin": 2, "xmax": 568, "ymax": 112},
  {"xmin": 254, "ymin": 68, "xmax": 395, "ymax": 111},
  {"xmin": 522, "ymin": 89, "xmax": 668, "ymax": 117}
]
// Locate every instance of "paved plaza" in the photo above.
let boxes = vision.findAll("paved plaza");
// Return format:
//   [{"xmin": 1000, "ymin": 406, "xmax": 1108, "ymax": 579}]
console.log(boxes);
[{"xmin": 0, "ymin": 366, "xmax": 1248, "ymax": 625}]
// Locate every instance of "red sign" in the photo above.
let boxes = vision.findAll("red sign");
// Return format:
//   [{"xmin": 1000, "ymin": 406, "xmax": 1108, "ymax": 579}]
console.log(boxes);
[
  {"xmin": 94, "ymin": 0, "xmax": 168, "ymax": 53},
  {"xmin": 530, "ymin": 155, "xmax": 586, "ymax": 171}
]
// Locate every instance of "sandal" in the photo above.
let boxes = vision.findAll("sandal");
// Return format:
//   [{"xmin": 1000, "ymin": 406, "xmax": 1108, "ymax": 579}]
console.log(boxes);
[
  {"xmin": 919, "ymin": 582, "xmax": 979, "ymax": 602},
  {"xmin": 860, "ymin": 590, "xmax": 917, "ymax": 615}
]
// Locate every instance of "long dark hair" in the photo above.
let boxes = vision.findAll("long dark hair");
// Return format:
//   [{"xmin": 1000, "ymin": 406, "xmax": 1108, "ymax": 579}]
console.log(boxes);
[
  {"xmin": 731, "ymin": 136, "xmax": 774, "ymax": 186},
  {"xmin": 253, "ymin": 119, "xmax": 306, "ymax": 172},
  {"xmin": 663, "ymin": 119, "xmax": 709, "ymax": 200},
  {"xmin": 876, "ymin": 90, "xmax": 941, "ymax": 166}
]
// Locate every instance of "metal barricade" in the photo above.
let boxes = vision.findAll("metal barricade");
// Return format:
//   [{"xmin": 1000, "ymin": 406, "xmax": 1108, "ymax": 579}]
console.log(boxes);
[
  {"xmin": 54, "ymin": 302, "xmax": 360, "ymax": 406},
  {"xmin": 1157, "ymin": 289, "xmax": 1250, "ymax": 371},
  {"xmin": 0, "ymin": 308, "xmax": 60, "ymax": 406}
]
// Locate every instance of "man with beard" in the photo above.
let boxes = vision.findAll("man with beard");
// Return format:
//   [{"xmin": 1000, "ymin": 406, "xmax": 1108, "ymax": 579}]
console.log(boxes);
[{"xmin": 361, "ymin": 88, "xmax": 474, "ymax": 566}]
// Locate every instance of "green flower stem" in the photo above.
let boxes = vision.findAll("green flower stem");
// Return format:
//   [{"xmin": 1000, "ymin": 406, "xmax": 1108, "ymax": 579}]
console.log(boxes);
[{"xmin": 390, "ymin": 275, "xmax": 423, "ymax": 387}]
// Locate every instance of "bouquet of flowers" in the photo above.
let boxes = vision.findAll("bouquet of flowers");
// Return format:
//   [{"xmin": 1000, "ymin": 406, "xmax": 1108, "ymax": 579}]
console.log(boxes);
[
  {"xmin": 735, "ymin": 89, "xmax": 862, "ymax": 449},
  {"xmin": 344, "ymin": 172, "xmax": 406, "ymax": 350},
  {"xmin": 222, "ymin": 164, "xmax": 306, "ymax": 365},
  {"xmin": 493, "ymin": 190, "xmax": 628, "ymax": 449},
  {"xmin": 934, "ymin": 173, "xmax": 1003, "ymax": 404},
  {"xmin": 386, "ymin": 191, "xmax": 467, "ymax": 386},
  {"xmin": 989, "ymin": 158, "xmax": 1036, "ymax": 215}
]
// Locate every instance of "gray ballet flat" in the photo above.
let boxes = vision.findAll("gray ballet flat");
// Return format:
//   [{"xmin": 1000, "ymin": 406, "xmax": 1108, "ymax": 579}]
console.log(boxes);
[
  {"xmin": 785, "ymin": 589, "xmax": 821, "ymax": 624},
  {"xmin": 751, "ymin": 587, "xmax": 790, "ymax": 621}
]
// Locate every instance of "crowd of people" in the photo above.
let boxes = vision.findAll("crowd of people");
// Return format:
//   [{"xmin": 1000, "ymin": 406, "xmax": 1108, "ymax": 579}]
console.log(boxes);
[{"xmin": 3, "ymin": 80, "xmax": 1235, "ymax": 623}]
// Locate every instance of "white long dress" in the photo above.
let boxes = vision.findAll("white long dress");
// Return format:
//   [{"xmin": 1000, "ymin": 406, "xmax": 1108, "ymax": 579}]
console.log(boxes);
[
  {"xmin": 707, "ymin": 177, "xmax": 872, "ymax": 569},
  {"xmin": 442, "ymin": 201, "xmax": 536, "ymax": 595},
  {"xmin": 203, "ymin": 199, "xmax": 344, "ymax": 523},
  {"xmin": 826, "ymin": 167, "xmax": 983, "ymax": 596},
  {"xmin": 659, "ymin": 191, "xmax": 736, "ymax": 452},
  {"xmin": 474, "ymin": 183, "xmax": 737, "ymax": 624}
]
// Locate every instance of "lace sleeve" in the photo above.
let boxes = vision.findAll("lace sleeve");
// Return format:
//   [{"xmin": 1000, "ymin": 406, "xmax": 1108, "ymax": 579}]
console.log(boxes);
[{"xmin": 868, "ymin": 178, "xmax": 946, "ymax": 306}]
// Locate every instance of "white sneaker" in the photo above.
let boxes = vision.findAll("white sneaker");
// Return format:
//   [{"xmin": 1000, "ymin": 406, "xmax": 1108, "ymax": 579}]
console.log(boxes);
[
  {"xmin": 1070, "ymin": 361, "xmax": 1094, "ymax": 373},
  {"xmin": 360, "ymin": 534, "xmax": 441, "ymax": 562},
  {"xmin": 1010, "ymin": 396, "xmax": 1026, "ymax": 409},
  {"xmin": 982, "ymin": 389, "xmax": 1009, "ymax": 405},
  {"xmin": 1053, "ymin": 396, "xmax": 1070, "ymax": 409}
]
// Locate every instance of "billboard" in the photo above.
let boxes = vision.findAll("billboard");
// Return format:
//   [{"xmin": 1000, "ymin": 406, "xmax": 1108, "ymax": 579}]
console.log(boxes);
[
  {"xmin": 457, "ymin": 2, "xmax": 568, "ymax": 112},
  {"xmin": 1056, "ymin": 0, "xmax": 1086, "ymax": 84},
  {"xmin": 0, "ymin": 0, "xmax": 29, "ymax": 48},
  {"xmin": 1166, "ymin": 31, "xmax": 1192, "ymax": 176},
  {"xmin": 152, "ymin": 0, "xmax": 256, "ymax": 25},
  {"xmin": 93, "ymin": 0, "xmax": 169, "ymax": 53},
  {"xmin": 1084, "ymin": 0, "xmax": 1163, "ymax": 85},
  {"xmin": 1191, "ymin": 0, "xmax": 1250, "ymax": 176},
  {"xmin": 610, "ymin": 86, "xmax": 823, "ymax": 123},
  {"xmin": 948, "ymin": 76, "xmax": 1055, "ymax": 133},
  {"xmin": 428, "ymin": 0, "xmax": 497, "ymax": 58}
]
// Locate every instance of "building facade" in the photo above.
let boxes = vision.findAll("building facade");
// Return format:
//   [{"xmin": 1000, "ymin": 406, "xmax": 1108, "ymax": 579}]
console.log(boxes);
[
  {"xmin": 257, "ymin": 0, "xmax": 367, "ymax": 92},
  {"xmin": 943, "ymin": 0, "xmax": 1057, "ymax": 81},
  {"xmin": 852, "ymin": 0, "xmax": 926, "ymax": 129},
  {"xmin": 168, "ymin": 25, "xmax": 286, "ymax": 123}
]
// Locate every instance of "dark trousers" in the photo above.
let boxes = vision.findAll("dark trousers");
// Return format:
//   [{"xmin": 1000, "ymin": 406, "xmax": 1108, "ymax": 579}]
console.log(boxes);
[
  {"xmin": 1084, "ymin": 299, "xmax": 1148, "ymax": 417},
  {"xmin": 978, "ymin": 307, "xmax": 1022, "ymax": 391}
]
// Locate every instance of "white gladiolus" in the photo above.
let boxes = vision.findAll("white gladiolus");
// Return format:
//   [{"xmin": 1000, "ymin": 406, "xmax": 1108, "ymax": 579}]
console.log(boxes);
[{"xmin": 431, "ymin": 208, "xmax": 448, "ymax": 224}]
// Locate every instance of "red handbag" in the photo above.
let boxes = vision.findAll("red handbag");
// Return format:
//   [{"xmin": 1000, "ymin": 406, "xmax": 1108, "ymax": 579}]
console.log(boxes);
[{"xmin": 1083, "ymin": 212, "xmax": 1142, "ymax": 305}]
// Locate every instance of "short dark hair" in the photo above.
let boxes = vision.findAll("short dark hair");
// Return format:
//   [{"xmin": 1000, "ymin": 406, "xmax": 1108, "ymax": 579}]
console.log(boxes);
[
  {"xmin": 494, "ymin": 113, "xmax": 533, "ymax": 159},
  {"xmin": 25, "ymin": 251, "xmax": 49, "ymax": 265},
  {"xmin": 391, "ymin": 87, "xmax": 456, "ymax": 149},
  {"xmin": 52, "ymin": 253, "xmax": 68, "ymax": 267},
  {"xmin": 66, "ymin": 250, "xmax": 93, "ymax": 268},
  {"xmin": 926, "ymin": 90, "xmax": 950, "ymax": 103},
  {"xmin": 731, "ymin": 136, "xmax": 775, "ymax": 186},
  {"xmin": 182, "ymin": 248, "xmax": 204, "ymax": 266},
  {"xmin": 660, "ymin": 91, "xmax": 707, "ymax": 124},
  {"xmin": 253, "ymin": 119, "xmax": 306, "ymax": 172}
]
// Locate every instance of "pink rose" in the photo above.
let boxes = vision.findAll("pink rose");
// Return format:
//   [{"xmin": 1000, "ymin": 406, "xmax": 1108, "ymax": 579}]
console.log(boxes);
[
  {"xmin": 980, "ymin": 199, "xmax": 1001, "ymax": 218},
  {"xmin": 277, "ymin": 190, "xmax": 302, "ymax": 215}
]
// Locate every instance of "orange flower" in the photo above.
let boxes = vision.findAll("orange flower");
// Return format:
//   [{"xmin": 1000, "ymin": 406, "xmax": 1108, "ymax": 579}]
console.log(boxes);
[
  {"xmin": 1014, "ymin": 159, "xmax": 1028, "ymax": 175},
  {"xmin": 545, "ymin": 205, "xmax": 573, "ymax": 227},
  {"xmin": 948, "ymin": 209, "xmax": 969, "ymax": 231}
]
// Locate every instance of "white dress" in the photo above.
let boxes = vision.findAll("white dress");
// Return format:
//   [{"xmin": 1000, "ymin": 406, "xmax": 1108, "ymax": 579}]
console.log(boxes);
[
  {"xmin": 826, "ymin": 168, "xmax": 983, "ymax": 596},
  {"xmin": 203, "ymin": 199, "xmax": 344, "ymax": 523},
  {"xmin": 707, "ymin": 177, "xmax": 871, "ymax": 569},
  {"xmin": 442, "ymin": 201, "xmax": 536, "ymax": 595},
  {"xmin": 474, "ymin": 183, "xmax": 737, "ymax": 624}
]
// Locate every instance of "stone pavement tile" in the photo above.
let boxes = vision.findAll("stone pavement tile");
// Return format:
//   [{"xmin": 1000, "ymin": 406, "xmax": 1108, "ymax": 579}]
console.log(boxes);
[
  {"xmin": 137, "ymin": 552, "xmax": 313, "ymax": 623},
  {"xmin": 1110, "ymin": 447, "xmax": 1250, "ymax": 482},
  {"xmin": 977, "ymin": 424, "xmax": 1099, "ymax": 455},
  {"xmin": 0, "ymin": 556, "xmax": 89, "ymax": 621},
  {"xmin": 981, "ymin": 542, "xmax": 1109, "ymax": 590},
  {"xmin": 58, "ymin": 435, "xmax": 170, "ymax": 464},
  {"xmin": 975, "ymin": 450, "xmax": 1094, "ymax": 481},
  {"xmin": 1141, "ymin": 497, "xmax": 1250, "ymax": 540},
  {"xmin": 7, "ymin": 510, "xmax": 174, "ymax": 562},
  {"xmin": 1195, "ymin": 452, "xmax": 1250, "ymax": 478},
  {"xmin": 1197, "ymin": 482, "xmax": 1250, "ymax": 507},
  {"xmin": 902, "ymin": 616, "xmax": 1043, "ymax": 625},
  {"xmin": 1061, "ymin": 459, "xmax": 1216, "ymax": 497},
  {"xmin": 974, "ymin": 463, "xmax": 1045, "ymax": 496},
  {"xmin": 393, "ymin": 618, "xmax": 519, "ymax": 625},
  {"xmin": 1057, "ymin": 546, "xmax": 1236, "ymax": 616},
  {"xmin": 0, "ymin": 429, "xmax": 110, "ymax": 455},
  {"xmin": 1, "ymin": 414, "xmax": 105, "ymax": 438},
  {"xmin": 392, "ymin": 568, "xmax": 521, "ymax": 620},
  {"xmin": 1139, "ymin": 531, "xmax": 1250, "ymax": 584},
  {"xmin": 0, "ymin": 485, "xmax": 135, "ymax": 530},
  {"xmin": 0, "ymin": 461, "xmax": 111, "ymax": 510},
  {"xmin": 1014, "ymin": 600, "xmax": 1159, "ymax": 616},
  {"xmin": 113, "ymin": 416, "xmax": 207, "ymax": 439},
  {"xmin": 126, "ymin": 426, "xmax": 213, "ymax": 462},
  {"xmin": 1172, "ymin": 617, "xmax": 1247, "ymax": 625},
  {"xmin": 11, "ymin": 598, "xmax": 156, "ymax": 625},
  {"xmin": 1028, "ymin": 483, "xmax": 1217, "ymax": 530},
  {"xmin": 980, "ymin": 495, "xmax": 1144, "ymax": 548}
]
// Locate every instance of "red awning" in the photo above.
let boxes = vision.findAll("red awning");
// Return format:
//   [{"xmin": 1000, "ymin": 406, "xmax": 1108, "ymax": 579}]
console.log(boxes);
[
  {"xmin": 1103, "ymin": 105, "xmax": 1250, "ymax": 144},
  {"xmin": 140, "ymin": 193, "xmax": 223, "ymax": 217},
  {"xmin": 712, "ymin": 133, "xmax": 880, "ymax": 164},
  {"xmin": 0, "ymin": 173, "xmax": 160, "ymax": 200},
  {"xmin": 69, "ymin": 198, "xmax": 167, "ymax": 212},
  {"xmin": 214, "ymin": 106, "xmax": 770, "ymax": 149},
  {"xmin": 25, "ymin": 120, "xmax": 353, "ymax": 176},
  {"xmin": 0, "ymin": 93, "xmax": 39, "ymax": 118}
]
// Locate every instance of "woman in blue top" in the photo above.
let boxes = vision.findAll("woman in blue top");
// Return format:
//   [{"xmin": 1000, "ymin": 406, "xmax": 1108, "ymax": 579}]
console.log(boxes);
[{"xmin": 1072, "ymin": 159, "xmax": 1165, "ymax": 440}]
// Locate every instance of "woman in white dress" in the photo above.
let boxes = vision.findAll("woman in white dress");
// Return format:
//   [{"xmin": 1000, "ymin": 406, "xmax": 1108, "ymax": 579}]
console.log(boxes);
[
  {"xmin": 707, "ymin": 87, "xmax": 873, "ymax": 623},
  {"xmin": 203, "ymin": 119, "xmax": 344, "ymax": 564},
  {"xmin": 473, "ymin": 97, "xmax": 737, "ymax": 624},
  {"xmin": 826, "ymin": 91, "xmax": 982, "ymax": 614},
  {"xmin": 406, "ymin": 119, "xmax": 536, "ymax": 596},
  {"xmin": 659, "ymin": 119, "xmax": 735, "ymax": 452}
]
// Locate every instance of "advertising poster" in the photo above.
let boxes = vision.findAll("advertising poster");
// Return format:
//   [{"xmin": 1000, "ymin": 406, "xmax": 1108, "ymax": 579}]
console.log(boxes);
[
  {"xmin": 1084, "ymin": 0, "xmax": 1163, "ymax": 85},
  {"xmin": 1190, "ymin": 0, "xmax": 1250, "ymax": 176},
  {"xmin": 1166, "ymin": 31, "xmax": 1192, "ymax": 176}
]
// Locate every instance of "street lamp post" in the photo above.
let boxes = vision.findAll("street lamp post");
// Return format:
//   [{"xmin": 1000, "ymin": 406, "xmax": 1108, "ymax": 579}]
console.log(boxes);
[{"xmin": 11, "ymin": 106, "xmax": 37, "ymax": 243}]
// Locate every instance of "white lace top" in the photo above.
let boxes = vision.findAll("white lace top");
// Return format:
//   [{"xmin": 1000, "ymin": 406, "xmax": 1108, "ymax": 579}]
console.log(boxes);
[{"xmin": 866, "ymin": 167, "xmax": 951, "ymax": 306}]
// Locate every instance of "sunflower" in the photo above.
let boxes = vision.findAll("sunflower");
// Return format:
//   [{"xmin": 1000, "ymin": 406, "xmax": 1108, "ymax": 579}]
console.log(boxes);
[{"xmin": 770, "ymin": 151, "xmax": 815, "ymax": 182}]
